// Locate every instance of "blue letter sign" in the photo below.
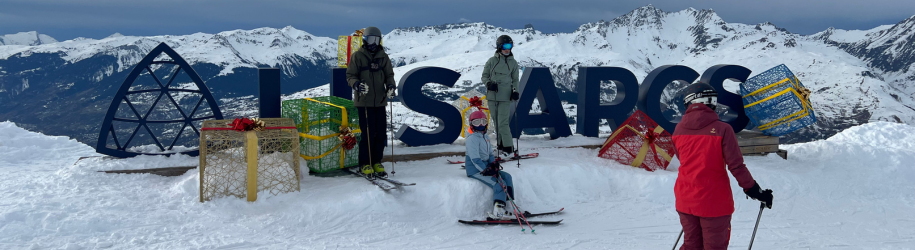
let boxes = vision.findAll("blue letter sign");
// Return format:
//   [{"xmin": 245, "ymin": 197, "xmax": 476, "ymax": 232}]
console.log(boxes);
[
  {"xmin": 699, "ymin": 65, "xmax": 752, "ymax": 133},
  {"xmin": 575, "ymin": 67, "xmax": 640, "ymax": 137},
  {"xmin": 511, "ymin": 67, "xmax": 573, "ymax": 139},
  {"xmin": 395, "ymin": 67, "xmax": 464, "ymax": 146},
  {"xmin": 637, "ymin": 65, "xmax": 700, "ymax": 133}
]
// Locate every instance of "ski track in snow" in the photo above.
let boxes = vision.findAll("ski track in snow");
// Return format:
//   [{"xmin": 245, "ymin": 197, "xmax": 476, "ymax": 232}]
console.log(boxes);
[{"xmin": 1, "ymin": 121, "xmax": 914, "ymax": 249}]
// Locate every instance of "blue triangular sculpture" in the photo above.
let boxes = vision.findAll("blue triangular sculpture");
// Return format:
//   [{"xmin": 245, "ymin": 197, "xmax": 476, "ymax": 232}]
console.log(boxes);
[{"xmin": 96, "ymin": 42, "xmax": 223, "ymax": 158}]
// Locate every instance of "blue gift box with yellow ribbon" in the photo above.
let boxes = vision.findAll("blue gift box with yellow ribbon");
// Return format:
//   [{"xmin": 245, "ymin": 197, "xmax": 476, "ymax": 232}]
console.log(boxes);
[{"xmin": 740, "ymin": 64, "xmax": 816, "ymax": 136}]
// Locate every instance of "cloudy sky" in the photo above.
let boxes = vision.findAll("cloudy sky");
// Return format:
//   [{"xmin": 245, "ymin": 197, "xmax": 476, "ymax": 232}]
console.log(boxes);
[{"xmin": 1, "ymin": 0, "xmax": 913, "ymax": 40}]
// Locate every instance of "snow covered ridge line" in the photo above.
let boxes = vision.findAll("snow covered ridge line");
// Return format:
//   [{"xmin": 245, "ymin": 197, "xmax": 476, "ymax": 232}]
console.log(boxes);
[
  {"xmin": 0, "ymin": 31, "xmax": 58, "ymax": 46},
  {"xmin": 1, "ymin": 6, "xmax": 912, "ymax": 73},
  {"xmin": 0, "ymin": 26, "xmax": 336, "ymax": 75}
]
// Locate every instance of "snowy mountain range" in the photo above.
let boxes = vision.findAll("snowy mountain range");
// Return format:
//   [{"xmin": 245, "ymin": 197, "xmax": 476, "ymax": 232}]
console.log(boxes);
[{"xmin": 1, "ymin": 5, "xmax": 914, "ymax": 147}]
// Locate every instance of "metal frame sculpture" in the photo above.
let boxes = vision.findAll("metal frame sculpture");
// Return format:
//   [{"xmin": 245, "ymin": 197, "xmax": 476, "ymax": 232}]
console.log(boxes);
[{"xmin": 96, "ymin": 42, "xmax": 224, "ymax": 158}]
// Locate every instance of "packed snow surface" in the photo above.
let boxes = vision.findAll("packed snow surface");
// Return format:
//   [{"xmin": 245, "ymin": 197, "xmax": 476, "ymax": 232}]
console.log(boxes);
[{"xmin": 1, "ymin": 121, "xmax": 914, "ymax": 249}]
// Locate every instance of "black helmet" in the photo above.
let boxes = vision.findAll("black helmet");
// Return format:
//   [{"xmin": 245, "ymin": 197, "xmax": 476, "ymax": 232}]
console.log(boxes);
[
  {"xmin": 680, "ymin": 82, "xmax": 718, "ymax": 111},
  {"xmin": 362, "ymin": 26, "xmax": 383, "ymax": 52},
  {"xmin": 496, "ymin": 35, "xmax": 514, "ymax": 50}
]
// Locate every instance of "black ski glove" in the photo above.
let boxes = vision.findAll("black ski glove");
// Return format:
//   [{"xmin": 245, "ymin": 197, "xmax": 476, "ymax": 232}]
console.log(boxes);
[
  {"xmin": 353, "ymin": 81, "xmax": 368, "ymax": 95},
  {"xmin": 744, "ymin": 182, "xmax": 774, "ymax": 209},
  {"xmin": 385, "ymin": 84, "xmax": 396, "ymax": 98},
  {"xmin": 486, "ymin": 81, "xmax": 499, "ymax": 91},
  {"xmin": 481, "ymin": 161, "xmax": 502, "ymax": 176},
  {"xmin": 510, "ymin": 90, "xmax": 519, "ymax": 101}
]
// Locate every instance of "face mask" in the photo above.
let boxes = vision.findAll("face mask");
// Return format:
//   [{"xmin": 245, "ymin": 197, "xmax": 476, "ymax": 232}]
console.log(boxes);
[{"xmin": 473, "ymin": 125, "xmax": 487, "ymax": 132}]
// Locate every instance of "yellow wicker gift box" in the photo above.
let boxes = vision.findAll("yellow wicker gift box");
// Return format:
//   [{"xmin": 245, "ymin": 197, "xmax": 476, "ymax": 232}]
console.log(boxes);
[
  {"xmin": 199, "ymin": 118, "xmax": 301, "ymax": 202},
  {"xmin": 450, "ymin": 89, "xmax": 491, "ymax": 138},
  {"xmin": 281, "ymin": 96, "xmax": 361, "ymax": 173}
]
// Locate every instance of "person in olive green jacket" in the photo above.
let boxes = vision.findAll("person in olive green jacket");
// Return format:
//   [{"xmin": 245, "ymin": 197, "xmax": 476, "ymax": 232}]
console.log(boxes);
[
  {"xmin": 482, "ymin": 35, "xmax": 520, "ymax": 156},
  {"xmin": 346, "ymin": 26, "xmax": 396, "ymax": 177}
]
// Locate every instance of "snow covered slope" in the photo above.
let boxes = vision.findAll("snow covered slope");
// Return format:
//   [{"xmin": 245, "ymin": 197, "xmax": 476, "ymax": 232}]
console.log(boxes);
[{"xmin": 1, "ymin": 120, "xmax": 914, "ymax": 249}]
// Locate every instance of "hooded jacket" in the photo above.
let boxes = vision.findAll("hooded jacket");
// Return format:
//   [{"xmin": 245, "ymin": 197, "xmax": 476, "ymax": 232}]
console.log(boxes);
[
  {"xmin": 672, "ymin": 103, "xmax": 756, "ymax": 217},
  {"xmin": 346, "ymin": 46, "xmax": 396, "ymax": 107},
  {"xmin": 481, "ymin": 52, "xmax": 520, "ymax": 102}
]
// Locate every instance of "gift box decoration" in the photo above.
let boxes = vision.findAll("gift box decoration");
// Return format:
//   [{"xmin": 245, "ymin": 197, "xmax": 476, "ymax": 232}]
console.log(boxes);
[
  {"xmin": 597, "ymin": 110, "xmax": 676, "ymax": 172},
  {"xmin": 336, "ymin": 29, "xmax": 383, "ymax": 68},
  {"xmin": 450, "ymin": 89, "xmax": 491, "ymax": 138},
  {"xmin": 740, "ymin": 64, "xmax": 816, "ymax": 136},
  {"xmin": 199, "ymin": 118, "xmax": 301, "ymax": 202},
  {"xmin": 281, "ymin": 96, "xmax": 361, "ymax": 173}
]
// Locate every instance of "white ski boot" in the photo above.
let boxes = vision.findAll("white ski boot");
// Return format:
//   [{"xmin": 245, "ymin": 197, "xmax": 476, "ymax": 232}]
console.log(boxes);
[{"xmin": 487, "ymin": 201, "xmax": 515, "ymax": 220}]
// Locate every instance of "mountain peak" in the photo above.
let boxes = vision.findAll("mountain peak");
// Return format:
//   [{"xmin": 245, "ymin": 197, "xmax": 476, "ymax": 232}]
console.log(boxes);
[
  {"xmin": 105, "ymin": 33, "xmax": 125, "ymax": 39},
  {"xmin": 0, "ymin": 31, "xmax": 58, "ymax": 46}
]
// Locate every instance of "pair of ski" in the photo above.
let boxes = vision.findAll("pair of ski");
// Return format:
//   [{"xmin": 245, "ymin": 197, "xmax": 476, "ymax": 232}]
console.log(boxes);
[
  {"xmin": 450, "ymin": 153, "xmax": 539, "ymax": 168},
  {"xmin": 345, "ymin": 167, "xmax": 415, "ymax": 191},
  {"xmin": 459, "ymin": 207, "xmax": 564, "ymax": 225}
]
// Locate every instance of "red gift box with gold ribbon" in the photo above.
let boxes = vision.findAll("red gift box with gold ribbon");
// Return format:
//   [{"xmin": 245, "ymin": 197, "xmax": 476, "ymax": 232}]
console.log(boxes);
[{"xmin": 597, "ymin": 110, "xmax": 677, "ymax": 172}]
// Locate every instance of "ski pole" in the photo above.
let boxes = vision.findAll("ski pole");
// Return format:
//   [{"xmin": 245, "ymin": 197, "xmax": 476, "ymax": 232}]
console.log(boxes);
[
  {"xmin": 672, "ymin": 229, "xmax": 683, "ymax": 250},
  {"xmin": 364, "ymin": 107, "xmax": 373, "ymax": 178},
  {"xmin": 498, "ymin": 177, "xmax": 525, "ymax": 232},
  {"xmin": 389, "ymin": 100, "xmax": 395, "ymax": 175},
  {"xmin": 748, "ymin": 202, "xmax": 766, "ymax": 250},
  {"xmin": 495, "ymin": 101, "xmax": 503, "ymax": 157},
  {"xmin": 497, "ymin": 175, "xmax": 534, "ymax": 233},
  {"xmin": 512, "ymin": 100, "xmax": 520, "ymax": 168}
]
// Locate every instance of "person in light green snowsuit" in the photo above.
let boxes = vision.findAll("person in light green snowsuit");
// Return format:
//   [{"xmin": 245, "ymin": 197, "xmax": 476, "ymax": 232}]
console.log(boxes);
[{"xmin": 481, "ymin": 35, "xmax": 520, "ymax": 155}]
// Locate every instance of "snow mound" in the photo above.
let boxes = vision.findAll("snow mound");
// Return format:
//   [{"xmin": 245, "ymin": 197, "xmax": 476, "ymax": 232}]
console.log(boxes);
[{"xmin": 0, "ymin": 121, "xmax": 913, "ymax": 249}]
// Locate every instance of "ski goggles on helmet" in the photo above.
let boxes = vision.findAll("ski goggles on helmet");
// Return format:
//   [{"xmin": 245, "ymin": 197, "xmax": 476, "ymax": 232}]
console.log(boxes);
[
  {"xmin": 363, "ymin": 35, "xmax": 382, "ymax": 46},
  {"xmin": 501, "ymin": 43, "xmax": 513, "ymax": 50},
  {"xmin": 684, "ymin": 91, "xmax": 718, "ymax": 105},
  {"xmin": 470, "ymin": 118, "xmax": 488, "ymax": 127}
]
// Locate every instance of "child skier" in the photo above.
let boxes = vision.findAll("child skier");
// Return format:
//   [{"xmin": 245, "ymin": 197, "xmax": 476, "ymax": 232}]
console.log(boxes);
[
  {"xmin": 672, "ymin": 82, "xmax": 774, "ymax": 249},
  {"xmin": 346, "ymin": 26, "xmax": 396, "ymax": 178},
  {"xmin": 464, "ymin": 110, "xmax": 516, "ymax": 220},
  {"xmin": 481, "ymin": 35, "xmax": 520, "ymax": 156}
]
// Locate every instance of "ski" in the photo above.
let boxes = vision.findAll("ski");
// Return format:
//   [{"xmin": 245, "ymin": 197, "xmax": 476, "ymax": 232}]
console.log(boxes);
[
  {"xmin": 375, "ymin": 175, "xmax": 415, "ymax": 186},
  {"xmin": 458, "ymin": 219, "xmax": 562, "ymax": 225},
  {"xmin": 345, "ymin": 167, "xmax": 396, "ymax": 191},
  {"xmin": 522, "ymin": 208, "xmax": 564, "ymax": 218},
  {"xmin": 451, "ymin": 153, "xmax": 539, "ymax": 165}
]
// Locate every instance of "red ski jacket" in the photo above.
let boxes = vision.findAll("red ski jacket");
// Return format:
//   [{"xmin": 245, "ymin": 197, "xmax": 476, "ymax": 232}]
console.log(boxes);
[{"xmin": 673, "ymin": 103, "xmax": 756, "ymax": 217}]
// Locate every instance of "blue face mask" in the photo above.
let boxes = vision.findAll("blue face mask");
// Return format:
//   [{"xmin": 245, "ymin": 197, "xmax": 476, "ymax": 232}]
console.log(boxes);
[{"xmin": 473, "ymin": 125, "xmax": 487, "ymax": 132}]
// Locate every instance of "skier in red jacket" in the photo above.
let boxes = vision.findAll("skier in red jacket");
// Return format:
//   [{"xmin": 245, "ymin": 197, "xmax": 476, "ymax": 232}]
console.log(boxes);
[{"xmin": 672, "ymin": 82, "xmax": 774, "ymax": 250}]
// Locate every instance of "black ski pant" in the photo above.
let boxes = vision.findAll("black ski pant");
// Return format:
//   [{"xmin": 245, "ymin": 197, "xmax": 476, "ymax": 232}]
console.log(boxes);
[{"xmin": 357, "ymin": 106, "xmax": 387, "ymax": 166}]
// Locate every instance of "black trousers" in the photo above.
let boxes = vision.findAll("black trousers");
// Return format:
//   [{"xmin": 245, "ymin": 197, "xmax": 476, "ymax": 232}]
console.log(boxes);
[{"xmin": 357, "ymin": 106, "xmax": 387, "ymax": 166}]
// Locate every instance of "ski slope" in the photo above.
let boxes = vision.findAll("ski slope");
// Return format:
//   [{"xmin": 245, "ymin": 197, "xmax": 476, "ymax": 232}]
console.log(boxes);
[{"xmin": 1, "ymin": 121, "xmax": 914, "ymax": 249}]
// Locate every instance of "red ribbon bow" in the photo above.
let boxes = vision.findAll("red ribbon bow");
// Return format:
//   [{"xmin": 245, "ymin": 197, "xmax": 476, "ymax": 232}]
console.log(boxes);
[
  {"xmin": 338, "ymin": 126, "xmax": 358, "ymax": 150},
  {"xmin": 229, "ymin": 118, "xmax": 257, "ymax": 131},
  {"xmin": 468, "ymin": 96, "xmax": 488, "ymax": 110},
  {"xmin": 644, "ymin": 130, "xmax": 658, "ymax": 145}
]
